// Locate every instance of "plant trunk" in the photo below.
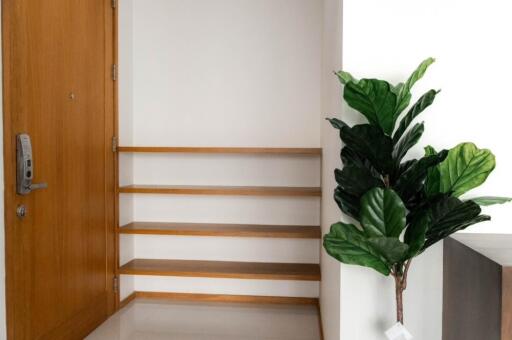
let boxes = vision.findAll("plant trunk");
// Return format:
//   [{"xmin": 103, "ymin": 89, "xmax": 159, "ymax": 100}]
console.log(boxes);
[{"xmin": 395, "ymin": 275, "xmax": 404, "ymax": 324}]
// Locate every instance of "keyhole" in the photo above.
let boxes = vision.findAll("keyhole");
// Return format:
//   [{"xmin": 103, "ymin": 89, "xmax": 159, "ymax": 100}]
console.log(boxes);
[{"xmin": 16, "ymin": 205, "xmax": 27, "ymax": 219}]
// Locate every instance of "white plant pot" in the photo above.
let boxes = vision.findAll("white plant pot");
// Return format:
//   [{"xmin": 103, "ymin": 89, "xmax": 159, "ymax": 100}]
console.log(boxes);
[{"xmin": 385, "ymin": 322, "xmax": 413, "ymax": 340}]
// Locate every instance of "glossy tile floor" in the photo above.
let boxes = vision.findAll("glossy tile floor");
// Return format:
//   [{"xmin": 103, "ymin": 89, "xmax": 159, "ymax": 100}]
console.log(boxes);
[{"xmin": 86, "ymin": 299, "xmax": 322, "ymax": 340}]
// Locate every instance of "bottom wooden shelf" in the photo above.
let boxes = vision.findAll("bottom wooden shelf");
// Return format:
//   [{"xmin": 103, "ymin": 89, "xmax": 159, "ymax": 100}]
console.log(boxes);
[{"xmin": 120, "ymin": 291, "xmax": 319, "ymax": 309}]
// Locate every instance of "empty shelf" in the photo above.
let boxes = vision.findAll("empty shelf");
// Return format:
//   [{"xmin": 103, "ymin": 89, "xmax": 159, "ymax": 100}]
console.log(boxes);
[
  {"xmin": 119, "ymin": 259, "xmax": 321, "ymax": 281},
  {"xmin": 117, "ymin": 146, "xmax": 322, "ymax": 155},
  {"xmin": 118, "ymin": 185, "xmax": 321, "ymax": 197},
  {"xmin": 119, "ymin": 222, "xmax": 321, "ymax": 239}
]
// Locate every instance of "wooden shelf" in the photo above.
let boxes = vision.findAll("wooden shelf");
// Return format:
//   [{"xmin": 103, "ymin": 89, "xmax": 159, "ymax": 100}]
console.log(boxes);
[
  {"xmin": 119, "ymin": 222, "xmax": 321, "ymax": 239},
  {"xmin": 117, "ymin": 146, "xmax": 322, "ymax": 155},
  {"xmin": 119, "ymin": 259, "xmax": 321, "ymax": 281},
  {"xmin": 128, "ymin": 291, "xmax": 319, "ymax": 305},
  {"xmin": 118, "ymin": 185, "xmax": 321, "ymax": 197}
]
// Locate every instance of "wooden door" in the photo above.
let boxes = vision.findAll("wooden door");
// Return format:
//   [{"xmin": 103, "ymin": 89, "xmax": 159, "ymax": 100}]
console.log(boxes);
[
  {"xmin": 503, "ymin": 268, "xmax": 512, "ymax": 340},
  {"xmin": 2, "ymin": 0, "xmax": 116, "ymax": 339}
]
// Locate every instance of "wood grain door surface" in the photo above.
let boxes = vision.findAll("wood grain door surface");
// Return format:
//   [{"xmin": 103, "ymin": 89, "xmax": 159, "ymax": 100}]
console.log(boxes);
[{"xmin": 2, "ymin": 0, "xmax": 116, "ymax": 339}]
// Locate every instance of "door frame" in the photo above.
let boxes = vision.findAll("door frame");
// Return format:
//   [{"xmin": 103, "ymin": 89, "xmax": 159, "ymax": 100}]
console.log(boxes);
[{"xmin": 1, "ymin": 0, "xmax": 119, "ymax": 337}]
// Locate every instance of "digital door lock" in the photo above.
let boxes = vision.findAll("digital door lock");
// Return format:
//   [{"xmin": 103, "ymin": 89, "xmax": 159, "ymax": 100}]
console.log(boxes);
[{"xmin": 16, "ymin": 133, "xmax": 48, "ymax": 195}]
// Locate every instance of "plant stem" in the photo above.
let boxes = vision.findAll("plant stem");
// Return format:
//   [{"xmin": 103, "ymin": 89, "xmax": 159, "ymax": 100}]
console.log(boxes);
[
  {"xmin": 383, "ymin": 175, "xmax": 390, "ymax": 188},
  {"xmin": 395, "ymin": 274, "xmax": 404, "ymax": 324},
  {"xmin": 393, "ymin": 260, "xmax": 412, "ymax": 325}
]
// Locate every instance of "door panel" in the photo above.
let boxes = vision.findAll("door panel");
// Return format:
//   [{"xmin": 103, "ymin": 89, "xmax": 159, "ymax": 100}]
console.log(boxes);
[{"xmin": 2, "ymin": 0, "xmax": 116, "ymax": 339}]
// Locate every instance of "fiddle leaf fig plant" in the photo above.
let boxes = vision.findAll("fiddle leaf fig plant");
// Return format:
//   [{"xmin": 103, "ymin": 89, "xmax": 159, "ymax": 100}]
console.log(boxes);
[{"xmin": 324, "ymin": 58, "xmax": 511, "ymax": 325}]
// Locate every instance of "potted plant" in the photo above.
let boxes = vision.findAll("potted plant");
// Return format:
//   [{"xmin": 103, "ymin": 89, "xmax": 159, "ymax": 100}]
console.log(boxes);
[{"xmin": 323, "ymin": 57, "xmax": 511, "ymax": 336}]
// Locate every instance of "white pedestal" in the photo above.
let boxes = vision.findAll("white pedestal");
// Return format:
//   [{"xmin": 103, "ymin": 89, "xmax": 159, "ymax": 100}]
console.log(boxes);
[{"xmin": 385, "ymin": 323, "xmax": 413, "ymax": 340}]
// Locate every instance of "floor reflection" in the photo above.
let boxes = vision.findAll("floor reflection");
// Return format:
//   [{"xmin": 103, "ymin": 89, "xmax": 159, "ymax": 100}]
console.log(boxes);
[{"xmin": 86, "ymin": 299, "xmax": 322, "ymax": 340}]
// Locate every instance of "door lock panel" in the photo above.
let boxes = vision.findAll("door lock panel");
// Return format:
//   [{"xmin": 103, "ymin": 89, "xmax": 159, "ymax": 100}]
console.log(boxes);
[{"xmin": 16, "ymin": 133, "xmax": 48, "ymax": 195}]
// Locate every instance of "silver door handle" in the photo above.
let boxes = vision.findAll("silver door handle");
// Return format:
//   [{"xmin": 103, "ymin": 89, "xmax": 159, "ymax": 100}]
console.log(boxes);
[{"xmin": 29, "ymin": 183, "xmax": 48, "ymax": 191}]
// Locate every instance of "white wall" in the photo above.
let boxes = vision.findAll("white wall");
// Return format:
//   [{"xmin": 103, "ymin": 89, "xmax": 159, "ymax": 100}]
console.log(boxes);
[
  {"xmin": 337, "ymin": 0, "xmax": 512, "ymax": 339},
  {"xmin": 320, "ymin": 0, "xmax": 342, "ymax": 339},
  {"xmin": 119, "ymin": 0, "xmax": 324, "ymax": 300},
  {"xmin": 343, "ymin": 0, "xmax": 512, "ymax": 234},
  {"xmin": 118, "ymin": 0, "xmax": 136, "ymax": 300},
  {"xmin": 130, "ymin": 0, "xmax": 322, "ymax": 148}
]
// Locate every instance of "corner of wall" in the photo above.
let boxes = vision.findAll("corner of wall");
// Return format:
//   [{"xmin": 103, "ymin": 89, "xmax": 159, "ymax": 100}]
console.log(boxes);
[{"xmin": 320, "ymin": 0, "xmax": 343, "ymax": 339}]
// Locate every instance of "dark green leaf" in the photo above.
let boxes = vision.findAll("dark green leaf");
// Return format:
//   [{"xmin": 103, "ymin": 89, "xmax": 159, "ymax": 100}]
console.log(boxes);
[
  {"xmin": 391, "ymin": 159, "xmax": 416, "ymax": 185},
  {"xmin": 340, "ymin": 124, "xmax": 394, "ymax": 174},
  {"xmin": 469, "ymin": 196, "xmax": 512, "ymax": 206},
  {"xmin": 425, "ymin": 214, "xmax": 491, "ymax": 249},
  {"xmin": 360, "ymin": 188, "xmax": 407, "ymax": 238},
  {"xmin": 335, "ymin": 166, "xmax": 383, "ymax": 197},
  {"xmin": 393, "ymin": 90, "xmax": 439, "ymax": 144},
  {"xmin": 423, "ymin": 197, "xmax": 490, "ymax": 249},
  {"xmin": 394, "ymin": 150, "xmax": 449, "ymax": 204},
  {"xmin": 424, "ymin": 146, "xmax": 441, "ymax": 196},
  {"xmin": 368, "ymin": 237, "xmax": 409, "ymax": 265},
  {"xmin": 340, "ymin": 147, "xmax": 382, "ymax": 181},
  {"xmin": 334, "ymin": 187, "xmax": 359, "ymax": 220},
  {"xmin": 406, "ymin": 192, "xmax": 449, "ymax": 225},
  {"xmin": 437, "ymin": 143, "xmax": 496, "ymax": 197},
  {"xmin": 392, "ymin": 122, "xmax": 425, "ymax": 163},
  {"xmin": 324, "ymin": 222, "xmax": 390, "ymax": 275},
  {"xmin": 327, "ymin": 118, "xmax": 348, "ymax": 130},
  {"xmin": 341, "ymin": 147, "xmax": 364, "ymax": 166},
  {"xmin": 335, "ymin": 71, "xmax": 358, "ymax": 85},
  {"xmin": 343, "ymin": 79, "xmax": 398, "ymax": 135},
  {"xmin": 333, "ymin": 164, "xmax": 384, "ymax": 219},
  {"xmin": 396, "ymin": 58, "xmax": 436, "ymax": 115},
  {"xmin": 404, "ymin": 214, "xmax": 430, "ymax": 257}
]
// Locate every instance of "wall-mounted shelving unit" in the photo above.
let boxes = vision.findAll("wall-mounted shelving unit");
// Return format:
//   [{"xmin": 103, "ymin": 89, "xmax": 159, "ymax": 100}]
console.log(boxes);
[{"xmin": 117, "ymin": 145, "xmax": 322, "ymax": 305}]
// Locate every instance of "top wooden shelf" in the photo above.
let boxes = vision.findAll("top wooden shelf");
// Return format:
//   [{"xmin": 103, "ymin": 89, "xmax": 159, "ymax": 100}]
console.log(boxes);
[{"xmin": 117, "ymin": 146, "xmax": 322, "ymax": 156}]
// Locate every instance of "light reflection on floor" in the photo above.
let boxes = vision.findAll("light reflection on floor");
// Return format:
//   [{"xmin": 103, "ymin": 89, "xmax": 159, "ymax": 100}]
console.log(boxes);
[{"xmin": 86, "ymin": 299, "xmax": 322, "ymax": 340}]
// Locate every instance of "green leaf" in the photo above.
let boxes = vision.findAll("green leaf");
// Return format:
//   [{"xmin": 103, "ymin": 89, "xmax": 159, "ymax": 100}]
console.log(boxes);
[
  {"xmin": 394, "ymin": 159, "xmax": 416, "ymax": 180},
  {"xmin": 326, "ymin": 118, "xmax": 348, "ymax": 130},
  {"xmin": 424, "ymin": 146, "xmax": 441, "ymax": 196},
  {"xmin": 437, "ymin": 143, "xmax": 496, "ymax": 197},
  {"xmin": 335, "ymin": 71, "xmax": 358, "ymax": 85},
  {"xmin": 334, "ymin": 187, "xmax": 359, "ymax": 220},
  {"xmin": 396, "ymin": 58, "xmax": 436, "ymax": 114},
  {"xmin": 334, "ymin": 165, "xmax": 384, "ymax": 219},
  {"xmin": 324, "ymin": 222, "xmax": 390, "ymax": 276},
  {"xmin": 392, "ymin": 122, "xmax": 425, "ymax": 163},
  {"xmin": 335, "ymin": 166, "xmax": 384, "ymax": 198},
  {"xmin": 368, "ymin": 237, "xmax": 409, "ymax": 265},
  {"xmin": 394, "ymin": 150, "xmax": 449, "ymax": 204},
  {"xmin": 391, "ymin": 83, "xmax": 404, "ymax": 95},
  {"xmin": 393, "ymin": 90, "xmax": 439, "ymax": 144},
  {"xmin": 343, "ymin": 79, "xmax": 398, "ymax": 135},
  {"xmin": 340, "ymin": 147, "xmax": 382, "ymax": 180},
  {"xmin": 360, "ymin": 188, "xmax": 407, "ymax": 238},
  {"xmin": 340, "ymin": 124, "xmax": 394, "ymax": 174},
  {"xmin": 469, "ymin": 196, "xmax": 512, "ymax": 206},
  {"xmin": 424, "ymin": 145, "xmax": 438, "ymax": 156},
  {"xmin": 423, "ymin": 197, "xmax": 490, "ymax": 249},
  {"xmin": 404, "ymin": 214, "xmax": 430, "ymax": 257}
]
